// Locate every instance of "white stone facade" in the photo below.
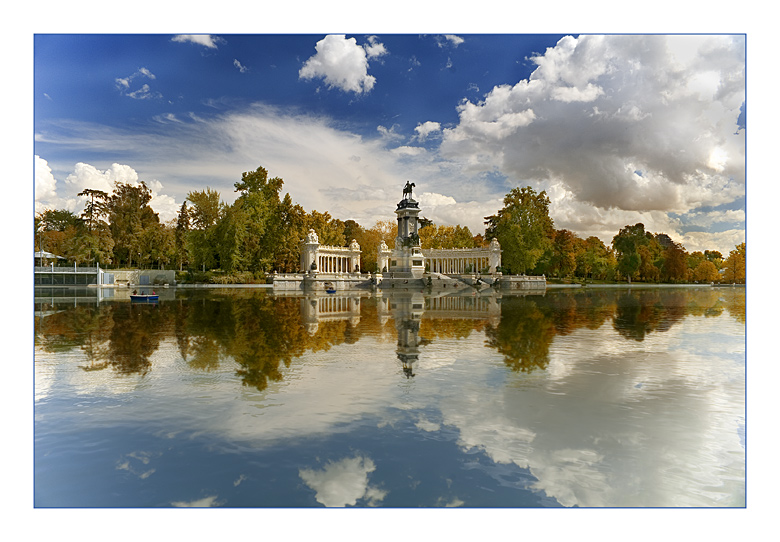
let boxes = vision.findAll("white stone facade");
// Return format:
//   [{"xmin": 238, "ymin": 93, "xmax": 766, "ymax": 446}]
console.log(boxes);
[
  {"xmin": 423, "ymin": 238, "xmax": 501, "ymax": 275},
  {"xmin": 300, "ymin": 229, "xmax": 362, "ymax": 274}
]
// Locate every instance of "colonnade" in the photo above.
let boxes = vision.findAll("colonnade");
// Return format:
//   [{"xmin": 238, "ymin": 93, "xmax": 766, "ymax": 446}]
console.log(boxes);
[
  {"xmin": 427, "ymin": 256, "xmax": 492, "ymax": 275},
  {"xmin": 317, "ymin": 254, "xmax": 358, "ymax": 274}
]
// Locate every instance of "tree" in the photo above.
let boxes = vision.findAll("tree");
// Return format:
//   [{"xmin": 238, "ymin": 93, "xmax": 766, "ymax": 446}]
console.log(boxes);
[
  {"xmin": 693, "ymin": 260, "xmax": 720, "ymax": 282},
  {"xmin": 575, "ymin": 236, "xmax": 615, "ymax": 280},
  {"xmin": 305, "ymin": 210, "xmax": 345, "ymax": 246},
  {"xmin": 661, "ymin": 241, "xmax": 688, "ymax": 283},
  {"xmin": 174, "ymin": 201, "xmax": 190, "ymax": 271},
  {"xmin": 106, "ymin": 181, "xmax": 159, "ymax": 267},
  {"xmin": 78, "ymin": 189, "xmax": 109, "ymax": 232},
  {"xmin": 485, "ymin": 186, "xmax": 555, "ymax": 274},
  {"xmin": 723, "ymin": 243, "xmax": 746, "ymax": 283},
  {"xmin": 35, "ymin": 209, "xmax": 82, "ymax": 258},
  {"xmin": 274, "ymin": 193, "xmax": 308, "ymax": 272},
  {"xmin": 187, "ymin": 188, "xmax": 224, "ymax": 271},
  {"xmin": 612, "ymin": 223, "xmax": 650, "ymax": 282},
  {"xmin": 549, "ymin": 229, "xmax": 578, "ymax": 278}
]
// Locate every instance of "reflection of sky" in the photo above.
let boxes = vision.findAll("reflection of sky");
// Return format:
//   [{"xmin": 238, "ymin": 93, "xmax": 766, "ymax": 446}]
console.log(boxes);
[{"xmin": 34, "ymin": 307, "xmax": 745, "ymax": 507}]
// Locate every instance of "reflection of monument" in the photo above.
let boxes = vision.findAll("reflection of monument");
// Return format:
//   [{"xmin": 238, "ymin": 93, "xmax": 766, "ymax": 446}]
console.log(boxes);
[
  {"xmin": 379, "ymin": 290, "xmax": 506, "ymax": 378},
  {"xmin": 300, "ymin": 294, "xmax": 363, "ymax": 335},
  {"xmin": 389, "ymin": 292, "xmax": 426, "ymax": 378}
]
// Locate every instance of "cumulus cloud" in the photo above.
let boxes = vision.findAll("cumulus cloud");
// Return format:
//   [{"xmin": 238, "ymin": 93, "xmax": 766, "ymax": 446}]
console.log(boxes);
[
  {"xmin": 414, "ymin": 121, "xmax": 441, "ymax": 141},
  {"xmin": 299, "ymin": 35, "xmax": 387, "ymax": 94},
  {"xmin": 437, "ymin": 35, "xmax": 464, "ymax": 48},
  {"xmin": 440, "ymin": 35, "xmax": 745, "ymax": 218},
  {"xmin": 35, "ymin": 155, "xmax": 57, "ymax": 211},
  {"xmin": 171, "ymin": 34, "xmax": 224, "ymax": 49},
  {"xmin": 299, "ymin": 455, "xmax": 386, "ymax": 507},
  {"xmin": 55, "ymin": 162, "xmax": 180, "ymax": 222}
]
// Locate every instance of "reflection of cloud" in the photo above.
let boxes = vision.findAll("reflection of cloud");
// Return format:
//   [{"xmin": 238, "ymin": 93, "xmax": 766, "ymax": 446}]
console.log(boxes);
[
  {"xmin": 299, "ymin": 455, "xmax": 387, "ymax": 507},
  {"xmin": 436, "ymin": 318, "xmax": 745, "ymax": 507},
  {"xmin": 116, "ymin": 451, "xmax": 158, "ymax": 480},
  {"xmin": 415, "ymin": 416, "xmax": 440, "ymax": 432},
  {"xmin": 171, "ymin": 495, "xmax": 222, "ymax": 507}
]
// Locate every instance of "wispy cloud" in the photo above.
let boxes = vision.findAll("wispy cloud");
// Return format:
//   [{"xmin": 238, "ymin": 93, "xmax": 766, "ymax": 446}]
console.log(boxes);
[
  {"xmin": 233, "ymin": 59, "xmax": 248, "ymax": 73},
  {"xmin": 115, "ymin": 67, "xmax": 161, "ymax": 99}
]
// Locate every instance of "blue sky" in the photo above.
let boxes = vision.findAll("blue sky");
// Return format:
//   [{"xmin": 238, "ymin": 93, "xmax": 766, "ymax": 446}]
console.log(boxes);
[{"xmin": 34, "ymin": 33, "xmax": 746, "ymax": 255}]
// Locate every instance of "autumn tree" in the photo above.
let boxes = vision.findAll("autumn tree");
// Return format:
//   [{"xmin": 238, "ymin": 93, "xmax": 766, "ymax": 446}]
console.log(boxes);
[
  {"xmin": 723, "ymin": 243, "xmax": 746, "ymax": 283},
  {"xmin": 549, "ymin": 229, "xmax": 578, "ymax": 278},
  {"xmin": 485, "ymin": 186, "xmax": 555, "ymax": 274},
  {"xmin": 693, "ymin": 260, "xmax": 720, "ymax": 282},
  {"xmin": 661, "ymin": 241, "xmax": 688, "ymax": 283}
]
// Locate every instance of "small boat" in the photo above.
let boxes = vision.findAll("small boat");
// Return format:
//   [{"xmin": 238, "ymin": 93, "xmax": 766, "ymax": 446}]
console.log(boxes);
[
  {"xmin": 324, "ymin": 282, "xmax": 336, "ymax": 294},
  {"xmin": 130, "ymin": 294, "xmax": 159, "ymax": 302}
]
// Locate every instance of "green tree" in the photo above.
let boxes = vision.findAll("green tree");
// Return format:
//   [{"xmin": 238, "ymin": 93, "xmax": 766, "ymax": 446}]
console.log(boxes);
[
  {"xmin": 106, "ymin": 181, "xmax": 159, "ymax": 267},
  {"xmin": 274, "ymin": 193, "xmax": 309, "ymax": 272},
  {"xmin": 484, "ymin": 186, "xmax": 555, "ymax": 274},
  {"xmin": 575, "ymin": 236, "xmax": 615, "ymax": 280},
  {"xmin": 612, "ymin": 223, "xmax": 649, "ymax": 282},
  {"xmin": 174, "ymin": 201, "xmax": 190, "ymax": 271},
  {"xmin": 187, "ymin": 188, "xmax": 224, "ymax": 271},
  {"xmin": 305, "ymin": 210, "xmax": 346, "ymax": 246}
]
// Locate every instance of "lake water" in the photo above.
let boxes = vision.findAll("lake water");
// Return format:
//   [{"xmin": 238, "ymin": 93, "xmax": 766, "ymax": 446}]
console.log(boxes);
[{"xmin": 34, "ymin": 286, "xmax": 745, "ymax": 508}]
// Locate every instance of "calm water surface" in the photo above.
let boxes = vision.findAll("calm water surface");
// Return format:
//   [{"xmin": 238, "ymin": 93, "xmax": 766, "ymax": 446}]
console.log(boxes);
[{"xmin": 34, "ymin": 286, "xmax": 745, "ymax": 507}]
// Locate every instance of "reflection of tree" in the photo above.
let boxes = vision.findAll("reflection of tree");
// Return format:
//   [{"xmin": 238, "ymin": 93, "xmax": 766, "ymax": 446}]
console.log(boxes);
[
  {"xmin": 34, "ymin": 288, "xmax": 744, "ymax": 385},
  {"xmin": 485, "ymin": 296, "xmax": 556, "ymax": 373},
  {"xmin": 719, "ymin": 289, "xmax": 745, "ymax": 324},
  {"xmin": 104, "ymin": 303, "xmax": 167, "ymax": 375},
  {"xmin": 35, "ymin": 306, "xmax": 107, "ymax": 353},
  {"xmin": 612, "ymin": 290, "xmax": 687, "ymax": 341},
  {"xmin": 419, "ymin": 318, "xmax": 486, "ymax": 340}
]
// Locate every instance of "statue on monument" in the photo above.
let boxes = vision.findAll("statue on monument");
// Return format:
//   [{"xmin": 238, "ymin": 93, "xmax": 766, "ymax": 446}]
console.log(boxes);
[{"xmin": 403, "ymin": 181, "xmax": 415, "ymax": 199}]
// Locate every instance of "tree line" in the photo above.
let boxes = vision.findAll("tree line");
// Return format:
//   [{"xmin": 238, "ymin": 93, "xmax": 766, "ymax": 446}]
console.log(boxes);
[
  {"xmin": 484, "ymin": 186, "xmax": 746, "ymax": 284},
  {"xmin": 34, "ymin": 166, "xmax": 746, "ymax": 283}
]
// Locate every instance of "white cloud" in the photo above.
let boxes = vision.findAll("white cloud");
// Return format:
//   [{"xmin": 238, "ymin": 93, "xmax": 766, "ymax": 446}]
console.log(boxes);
[
  {"xmin": 35, "ymin": 155, "xmax": 57, "ymax": 212},
  {"xmin": 115, "ymin": 67, "xmax": 161, "ymax": 99},
  {"xmin": 233, "ymin": 59, "xmax": 248, "ymax": 73},
  {"xmin": 299, "ymin": 35, "xmax": 386, "ymax": 94},
  {"xmin": 171, "ymin": 495, "xmax": 222, "ymax": 507},
  {"xmin": 414, "ymin": 121, "xmax": 441, "ymax": 141},
  {"xmin": 437, "ymin": 35, "xmax": 464, "ymax": 48},
  {"xmin": 391, "ymin": 145, "xmax": 426, "ymax": 157},
  {"xmin": 441, "ymin": 35, "xmax": 745, "ymax": 219},
  {"xmin": 680, "ymin": 229, "xmax": 745, "ymax": 254},
  {"xmin": 363, "ymin": 35, "xmax": 387, "ymax": 59},
  {"xmin": 299, "ymin": 455, "xmax": 386, "ymax": 507},
  {"xmin": 59, "ymin": 162, "xmax": 179, "ymax": 222},
  {"xmin": 171, "ymin": 34, "xmax": 224, "ymax": 49}
]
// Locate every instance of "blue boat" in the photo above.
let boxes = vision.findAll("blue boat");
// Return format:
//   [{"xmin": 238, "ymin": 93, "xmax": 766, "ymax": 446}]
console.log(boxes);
[
  {"xmin": 130, "ymin": 294, "xmax": 159, "ymax": 302},
  {"xmin": 324, "ymin": 282, "xmax": 336, "ymax": 294}
]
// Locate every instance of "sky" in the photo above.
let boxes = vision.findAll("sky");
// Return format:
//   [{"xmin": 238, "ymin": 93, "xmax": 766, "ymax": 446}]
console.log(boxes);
[{"xmin": 33, "ymin": 32, "xmax": 746, "ymax": 255}]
